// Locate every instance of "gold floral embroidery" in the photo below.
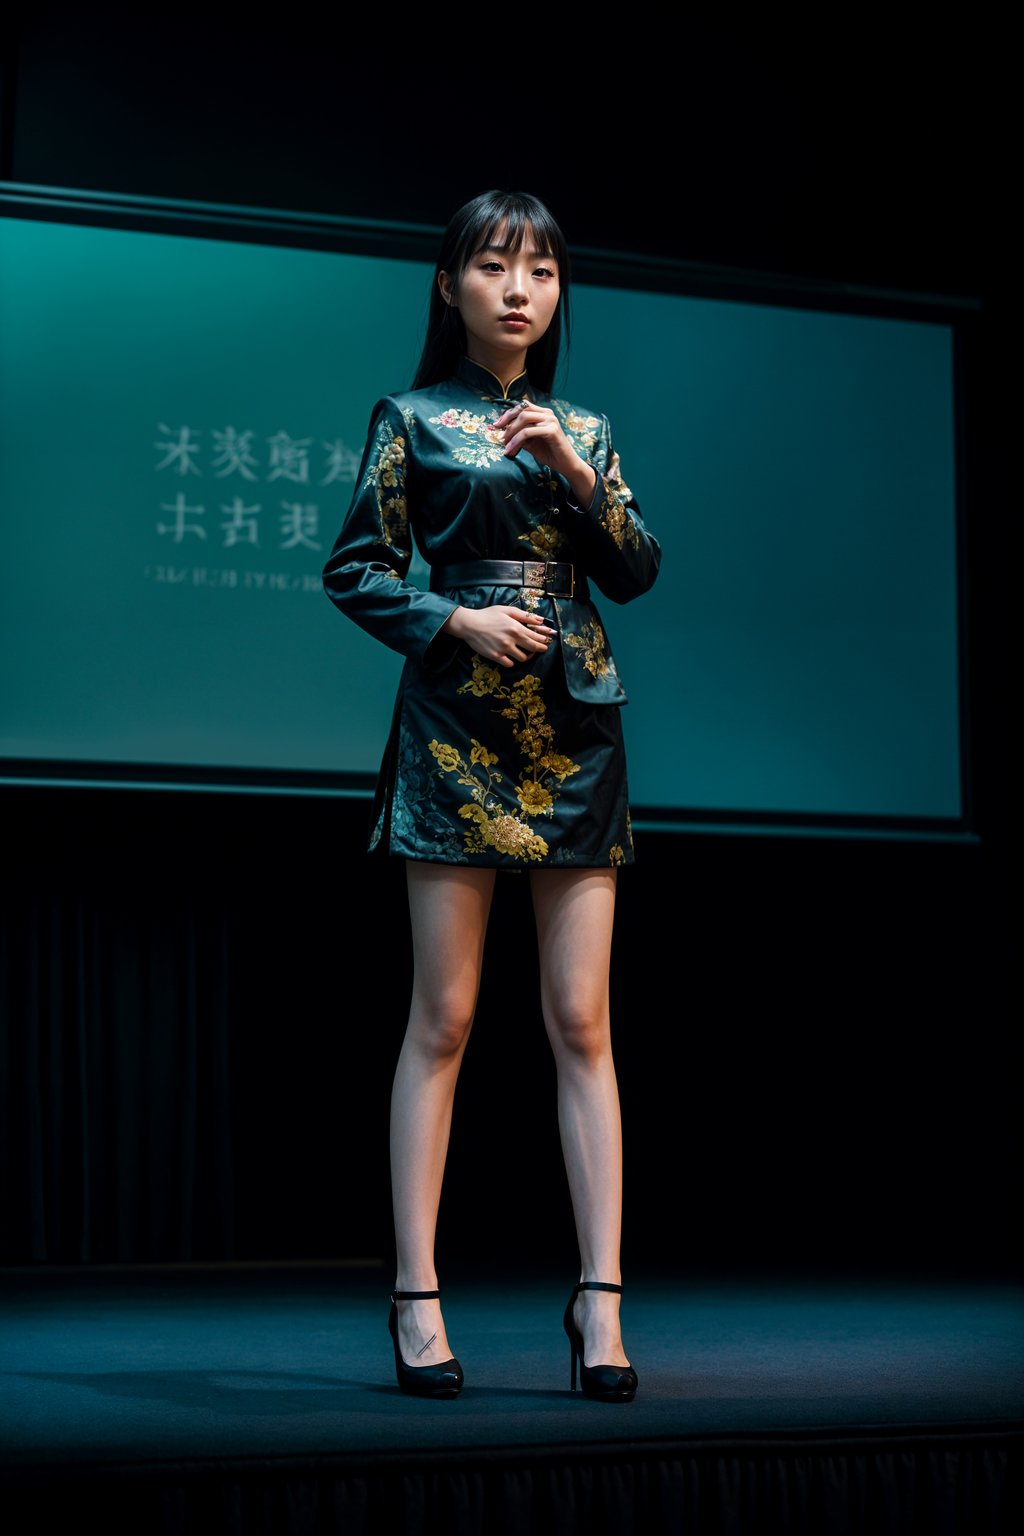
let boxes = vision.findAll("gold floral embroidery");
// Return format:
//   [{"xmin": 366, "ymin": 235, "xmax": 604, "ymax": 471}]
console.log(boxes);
[
  {"xmin": 604, "ymin": 449, "xmax": 633, "ymax": 501},
  {"xmin": 599, "ymin": 489, "xmax": 639, "ymax": 550},
  {"xmin": 429, "ymin": 739, "xmax": 460, "ymax": 772},
  {"xmin": 429, "ymin": 407, "xmax": 506, "ymax": 467},
  {"xmin": 428, "ymin": 661, "xmax": 583, "ymax": 861},
  {"xmin": 458, "ymin": 660, "xmax": 502, "ymax": 697},
  {"xmin": 563, "ymin": 620, "xmax": 610, "ymax": 679},
  {"xmin": 542, "ymin": 752, "xmax": 578, "ymax": 778},
  {"xmin": 517, "ymin": 520, "xmax": 564, "ymax": 557},
  {"xmin": 598, "ymin": 453, "xmax": 639, "ymax": 549},
  {"xmin": 365, "ymin": 422, "xmax": 409, "ymax": 556},
  {"xmin": 458, "ymin": 805, "xmax": 550, "ymax": 861},
  {"xmin": 517, "ymin": 780, "xmax": 554, "ymax": 815},
  {"xmin": 427, "ymin": 731, "xmax": 549, "ymax": 863},
  {"xmin": 470, "ymin": 738, "xmax": 499, "ymax": 767},
  {"xmin": 610, "ymin": 844, "xmax": 626, "ymax": 866},
  {"xmin": 554, "ymin": 404, "xmax": 602, "ymax": 455},
  {"xmin": 481, "ymin": 669, "xmax": 581, "ymax": 814}
]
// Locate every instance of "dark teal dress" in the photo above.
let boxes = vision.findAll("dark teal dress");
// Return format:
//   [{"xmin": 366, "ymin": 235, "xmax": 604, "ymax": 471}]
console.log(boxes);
[{"xmin": 322, "ymin": 357, "xmax": 661, "ymax": 867}]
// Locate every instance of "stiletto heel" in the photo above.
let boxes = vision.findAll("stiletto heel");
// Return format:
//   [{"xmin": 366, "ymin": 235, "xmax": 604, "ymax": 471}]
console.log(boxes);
[
  {"xmin": 388, "ymin": 1288, "xmax": 464, "ymax": 1399},
  {"xmin": 562, "ymin": 1281, "xmax": 638, "ymax": 1402}
]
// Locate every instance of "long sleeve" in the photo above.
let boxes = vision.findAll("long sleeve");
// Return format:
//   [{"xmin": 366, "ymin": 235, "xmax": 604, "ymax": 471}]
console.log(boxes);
[
  {"xmin": 321, "ymin": 397, "xmax": 458, "ymax": 662},
  {"xmin": 561, "ymin": 413, "xmax": 661, "ymax": 605}
]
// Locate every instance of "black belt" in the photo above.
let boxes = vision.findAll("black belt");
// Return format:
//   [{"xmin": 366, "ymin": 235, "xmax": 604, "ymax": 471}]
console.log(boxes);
[{"xmin": 429, "ymin": 559, "xmax": 579, "ymax": 598}]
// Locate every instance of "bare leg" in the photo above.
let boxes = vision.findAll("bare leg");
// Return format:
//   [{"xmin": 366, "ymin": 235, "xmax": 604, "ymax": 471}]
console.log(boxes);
[
  {"xmin": 391, "ymin": 861, "xmax": 496, "ymax": 1367},
  {"xmin": 530, "ymin": 867, "xmax": 629, "ymax": 1368}
]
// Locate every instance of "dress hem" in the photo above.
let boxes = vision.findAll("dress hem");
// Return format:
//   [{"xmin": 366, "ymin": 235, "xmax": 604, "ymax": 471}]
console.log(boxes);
[{"xmin": 369, "ymin": 842, "xmax": 635, "ymax": 872}]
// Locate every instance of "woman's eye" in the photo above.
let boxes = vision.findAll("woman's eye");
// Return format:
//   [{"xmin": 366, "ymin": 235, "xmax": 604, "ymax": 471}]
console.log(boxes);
[
  {"xmin": 481, "ymin": 261, "xmax": 503, "ymax": 272},
  {"xmin": 534, "ymin": 267, "xmax": 555, "ymax": 279}
]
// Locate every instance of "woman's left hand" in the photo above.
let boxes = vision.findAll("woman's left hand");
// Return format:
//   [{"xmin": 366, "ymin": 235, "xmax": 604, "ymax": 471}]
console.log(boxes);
[{"xmin": 495, "ymin": 399, "xmax": 597, "ymax": 506}]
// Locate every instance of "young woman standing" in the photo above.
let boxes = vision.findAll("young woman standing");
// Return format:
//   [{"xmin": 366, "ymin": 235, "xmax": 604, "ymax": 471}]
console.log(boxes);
[{"xmin": 323, "ymin": 190, "xmax": 661, "ymax": 1401}]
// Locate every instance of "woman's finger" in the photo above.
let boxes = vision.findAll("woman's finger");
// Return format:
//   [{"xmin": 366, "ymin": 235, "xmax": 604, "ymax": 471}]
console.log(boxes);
[
  {"xmin": 494, "ymin": 399, "xmax": 532, "ymax": 429},
  {"xmin": 512, "ymin": 613, "xmax": 555, "ymax": 635},
  {"xmin": 502, "ymin": 409, "xmax": 566, "ymax": 459}
]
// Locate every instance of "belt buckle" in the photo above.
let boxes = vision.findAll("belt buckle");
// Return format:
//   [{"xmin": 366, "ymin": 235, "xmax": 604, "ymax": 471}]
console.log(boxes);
[
  {"xmin": 523, "ymin": 560, "xmax": 573, "ymax": 597},
  {"xmin": 545, "ymin": 561, "xmax": 573, "ymax": 598}
]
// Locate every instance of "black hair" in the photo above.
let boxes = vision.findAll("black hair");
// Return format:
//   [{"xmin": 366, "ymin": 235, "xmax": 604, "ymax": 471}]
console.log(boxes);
[{"xmin": 410, "ymin": 190, "xmax": 571, "ymax": 394}]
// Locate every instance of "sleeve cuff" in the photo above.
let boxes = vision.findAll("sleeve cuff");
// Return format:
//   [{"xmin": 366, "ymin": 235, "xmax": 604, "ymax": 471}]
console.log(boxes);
[
  {"xmin": 423, "ymin": 602, "xmax": 462, "ymax": 671},
  {"xmin": 565, "ymin": 475, "xmax": 604, "ymax": 518}
]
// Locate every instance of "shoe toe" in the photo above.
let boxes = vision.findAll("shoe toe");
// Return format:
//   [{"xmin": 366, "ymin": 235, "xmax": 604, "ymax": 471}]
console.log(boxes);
[{"xmin": 586, "ymin": 1363, "xmax": 637, "ymax": 1401}]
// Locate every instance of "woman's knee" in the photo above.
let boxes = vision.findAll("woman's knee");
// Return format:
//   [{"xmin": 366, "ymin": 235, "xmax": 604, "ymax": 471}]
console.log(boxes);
[
  {"xmin": 406, "ymin": 992, "xmax": 477, "ymax": 1060},
  {"xmin": 545, "ymin": 1002, "xmax": 610, "ymax": 1064}
]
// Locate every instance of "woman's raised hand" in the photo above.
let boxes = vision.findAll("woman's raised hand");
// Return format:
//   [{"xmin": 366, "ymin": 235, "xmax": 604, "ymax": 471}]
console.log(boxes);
[
  {"xmin": 442, "ymin": 604, "xmax": 555, "ymax": 668},
  {"xmin": 495, "ymin": 397, "xmax": 572, "ymax": 472},
  {"xmin": 494, "ymin": 398, "xmax": 598, "ymax": 506}
]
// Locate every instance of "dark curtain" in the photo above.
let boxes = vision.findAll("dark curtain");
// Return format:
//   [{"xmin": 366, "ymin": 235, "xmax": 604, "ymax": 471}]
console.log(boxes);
[
  {"xmin": 0, "ymin": 787, "xmax": 402, "ymax": 1267},
  {"xmin": 1, "ymin": 878, "xmax": 233, "ymax": 1262}
]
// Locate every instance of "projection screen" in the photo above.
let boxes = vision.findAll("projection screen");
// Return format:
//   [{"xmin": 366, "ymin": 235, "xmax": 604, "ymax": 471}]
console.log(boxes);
[{"xmin": 0, "ymin": 199, "xmax": 968, "ymax": 831}]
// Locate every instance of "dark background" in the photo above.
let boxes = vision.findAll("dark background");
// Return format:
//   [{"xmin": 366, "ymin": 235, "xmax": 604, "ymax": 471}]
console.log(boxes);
[{"xmin": 0, "ymin": 6, "xmax": 1014, "ymax": 1280}]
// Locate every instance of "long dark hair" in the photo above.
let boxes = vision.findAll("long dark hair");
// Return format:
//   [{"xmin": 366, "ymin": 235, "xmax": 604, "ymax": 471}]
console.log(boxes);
[{"xmin": 411, "ymin": 190, "xmax": 572, "ymax": 394}]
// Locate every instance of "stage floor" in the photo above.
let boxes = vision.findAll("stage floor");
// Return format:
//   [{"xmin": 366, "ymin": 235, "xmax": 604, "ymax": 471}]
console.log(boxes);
[{"xmin": 2, "ymin": 1262, "xmax": 1022, "ymax": 1467}]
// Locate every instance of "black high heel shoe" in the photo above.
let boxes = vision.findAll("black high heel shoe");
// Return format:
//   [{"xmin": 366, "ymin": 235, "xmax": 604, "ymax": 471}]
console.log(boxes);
[
  {"xmin": 563, "ymin": 1280, "xmax": 638, "ymax": 1402},
  {"xmin": 388, "ymin": 1288, "xmax": 464, "ymax": 1399}
]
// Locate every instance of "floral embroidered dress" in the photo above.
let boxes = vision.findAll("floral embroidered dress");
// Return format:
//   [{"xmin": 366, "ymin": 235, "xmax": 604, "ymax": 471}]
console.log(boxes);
[{"xmin": 322, "ymin": 356, "xmax": 661, "ymax": 868}]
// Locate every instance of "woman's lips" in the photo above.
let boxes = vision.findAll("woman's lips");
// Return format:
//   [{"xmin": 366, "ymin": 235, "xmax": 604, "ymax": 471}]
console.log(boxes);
[{"xmin": 500, "ymin": 314, "xmax": 529, "ymax": 329}]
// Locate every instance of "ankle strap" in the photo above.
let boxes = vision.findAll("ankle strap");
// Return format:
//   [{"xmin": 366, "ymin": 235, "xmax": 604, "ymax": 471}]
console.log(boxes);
[
  {"xmin": 391, "ymin": 1288, "xmax": 440, "ymax": 1301},
  {"xmin": 574, "ymin": 1281, "xmax": 622, "ymax": 1296}
]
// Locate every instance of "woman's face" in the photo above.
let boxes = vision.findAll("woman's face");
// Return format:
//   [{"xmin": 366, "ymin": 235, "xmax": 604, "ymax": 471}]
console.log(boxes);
[{"xmin": 440, "ymin": 221, "xmax": 560, "ymax": 377}]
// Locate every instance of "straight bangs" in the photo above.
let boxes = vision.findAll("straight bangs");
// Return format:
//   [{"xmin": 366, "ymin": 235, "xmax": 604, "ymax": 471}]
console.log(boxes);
[{"xmin": 471, "ymin": 204, "xmax": 562, "ymax": 269}]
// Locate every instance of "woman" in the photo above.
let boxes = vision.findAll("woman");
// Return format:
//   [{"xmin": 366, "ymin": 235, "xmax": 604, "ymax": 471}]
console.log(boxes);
[{"xmin": 322, "ymin": 190, "xmax": 660, "ymax": 1402}]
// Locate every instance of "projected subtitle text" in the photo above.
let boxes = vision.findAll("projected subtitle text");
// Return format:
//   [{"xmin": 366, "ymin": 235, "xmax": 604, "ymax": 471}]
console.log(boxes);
[
  {"xmin": 157, "ymin": 492, "xmax": 324, "ymax": 550},
  {"xmin": 155, "ymin": 425, "xmax": 360, "ymax": 485},
  {"xmin": 152, "ymin": 422, "xmax": 359, "ymax": 563},
  {"xmin": 143, "ymin": 565, "xmax": 324, "ymax": 593}
]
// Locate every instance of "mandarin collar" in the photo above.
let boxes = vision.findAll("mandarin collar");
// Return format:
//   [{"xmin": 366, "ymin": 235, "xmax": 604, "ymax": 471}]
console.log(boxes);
[{"xmin": 453, "ymin": 356, "xmax": 531, "ymax": 403}]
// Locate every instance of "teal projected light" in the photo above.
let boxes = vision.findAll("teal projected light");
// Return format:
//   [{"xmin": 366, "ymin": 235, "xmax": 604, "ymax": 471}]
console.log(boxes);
[
  {"xmin": 566, "ymin": 286, "xmax": 961, "ymax": 820},
  {"xmin": 0, "ymin": 201, "xmax": 964, "ymax": 826}
]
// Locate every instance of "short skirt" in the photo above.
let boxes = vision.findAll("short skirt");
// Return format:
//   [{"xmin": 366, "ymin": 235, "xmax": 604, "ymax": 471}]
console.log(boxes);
[{"xmin": 368, "ymin": 587, "xmax": 635, "ymax": 869}]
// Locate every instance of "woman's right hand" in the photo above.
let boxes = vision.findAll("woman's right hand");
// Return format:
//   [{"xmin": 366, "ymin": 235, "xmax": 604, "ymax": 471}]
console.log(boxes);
[{"xmin": 442, "ymin": 605, "xmax": 555, "ymax": 668}]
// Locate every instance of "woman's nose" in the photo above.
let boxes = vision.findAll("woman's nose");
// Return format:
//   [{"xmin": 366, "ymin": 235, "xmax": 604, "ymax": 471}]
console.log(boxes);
[{"xmin": 504, "ymin": 269, "xmax": 529, "ymax": 305}]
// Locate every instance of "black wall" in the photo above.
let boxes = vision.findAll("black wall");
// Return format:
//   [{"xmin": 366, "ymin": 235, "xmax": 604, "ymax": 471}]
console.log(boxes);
[{"xmin": 1, "ymin": 6, "xmax": 1014, "ymax": 1279}]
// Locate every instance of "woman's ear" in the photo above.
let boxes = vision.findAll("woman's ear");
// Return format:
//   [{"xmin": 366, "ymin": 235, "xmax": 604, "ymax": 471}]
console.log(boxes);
[{"xmin": 438, "ymin": 271, "xmax": 457, "ymax": 307}]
